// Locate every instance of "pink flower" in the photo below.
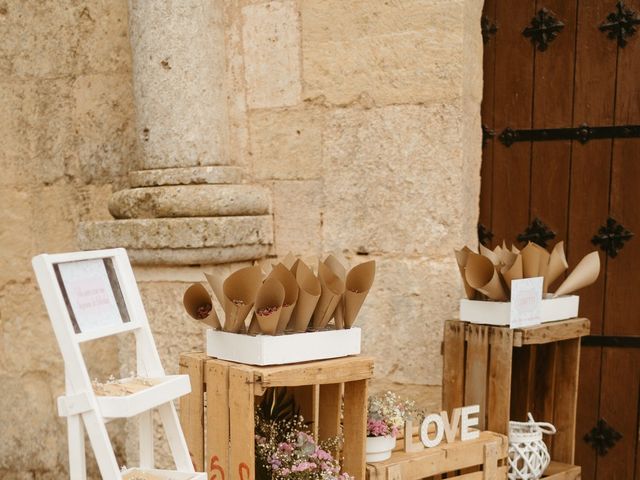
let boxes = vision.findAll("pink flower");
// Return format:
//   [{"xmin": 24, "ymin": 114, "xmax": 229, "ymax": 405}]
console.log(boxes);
[
  {"xmin": 367, "ymin": 418, "xmax": 391, "ymax": 437},
  {"xmin": 278, "ymin": 442, "xmax": 294, "ymax": 452},
  {"xmin": 291, "ymin": 461, "xmax": 317, "ymax": 472}
]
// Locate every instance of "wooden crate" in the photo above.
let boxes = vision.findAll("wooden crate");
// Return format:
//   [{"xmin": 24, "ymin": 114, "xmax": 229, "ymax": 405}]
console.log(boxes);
[
  {"xmin": 366, "ymin": 431, "xmax": 508, "ymax": 480},
  {"xmin": 542, "ymin": 461, "xmax": 581, "ymax": 480},
  {"xmin": 442, "ymin": 318, "xmax": 590, "ymax": 466},
  {"xmin": 179, "ymin": 352, "xmax": 374, "ymax": 480}
]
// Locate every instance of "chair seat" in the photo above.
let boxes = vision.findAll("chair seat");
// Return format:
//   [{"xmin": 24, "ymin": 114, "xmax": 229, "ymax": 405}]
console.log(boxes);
[
  {"xmin": 97, "ymin": 375, "xmax": 191, "ymax": 418},
  {"xmin": 121, "ymin": 467, "xmax": 206, "ymax": 480}
]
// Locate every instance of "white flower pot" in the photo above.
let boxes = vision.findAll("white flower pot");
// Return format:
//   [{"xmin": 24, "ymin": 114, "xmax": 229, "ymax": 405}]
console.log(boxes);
[{"xmin": 366, "ymin": 435, "xmax": 396, "ymax": 462}]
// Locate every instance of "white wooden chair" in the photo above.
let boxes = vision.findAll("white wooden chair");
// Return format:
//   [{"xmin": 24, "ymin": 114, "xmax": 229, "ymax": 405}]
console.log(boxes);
[{"xmin": 32, "ymin": 248, "xmax": 205, "ymax": 480}]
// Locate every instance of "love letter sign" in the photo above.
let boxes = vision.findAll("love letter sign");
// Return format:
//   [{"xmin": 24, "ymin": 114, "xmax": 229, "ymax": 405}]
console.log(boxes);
[{"xmin": 404, "ymin": 405, "xmax": 480, "ymax": 452}]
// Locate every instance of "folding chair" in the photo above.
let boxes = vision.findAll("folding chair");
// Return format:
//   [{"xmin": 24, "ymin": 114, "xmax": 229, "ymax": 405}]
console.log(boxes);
[{"xmin": 32, "ymin": 248, "xmax": 206, "ymax": 480}]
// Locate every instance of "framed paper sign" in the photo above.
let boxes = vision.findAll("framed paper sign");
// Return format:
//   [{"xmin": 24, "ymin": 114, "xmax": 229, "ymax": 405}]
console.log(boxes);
[{"xmin": 54, "ymin": 258, "xmax": 130, "ymax": 333}]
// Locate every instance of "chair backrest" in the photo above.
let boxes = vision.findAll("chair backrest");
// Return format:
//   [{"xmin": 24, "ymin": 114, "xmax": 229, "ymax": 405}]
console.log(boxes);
[{"xmin": 32, "ymin": 248, "xmax": 165, "ymax": 396}]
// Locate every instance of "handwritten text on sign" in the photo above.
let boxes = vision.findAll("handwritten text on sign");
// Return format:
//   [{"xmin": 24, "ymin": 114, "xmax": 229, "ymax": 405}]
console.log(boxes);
[{"xmin": 57, "ymin": 259, "xmax": 123, "ymax": 333}]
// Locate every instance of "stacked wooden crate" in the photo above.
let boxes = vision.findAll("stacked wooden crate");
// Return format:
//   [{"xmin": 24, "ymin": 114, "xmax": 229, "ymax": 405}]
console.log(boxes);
[
  {"xmin": 179, "ymin": 353, "xmax": 374, "ymax": 480},
  {"xmin": 442, "ymin": 318, "xmax": 590, "ymax": 480}
]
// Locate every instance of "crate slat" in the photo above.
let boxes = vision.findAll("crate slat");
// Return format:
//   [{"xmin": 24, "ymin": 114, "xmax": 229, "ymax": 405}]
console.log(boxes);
[
  {"xmin": 487, "ymin": 327, "xmax": 513, "ymax": 433},
  {"xmin": 551, "ymin": 338, "xmax": 581, "ymax": 464},
  {"xmin": 366, "ymin": 431, "xmax": 507, "ymax": 480},
  {"xmin": 179, "ymin": 353, "xmax": 206, "ymax": 471},
  {"xmin": 464, "ymin": 325, "xmax": 489, "ymax": 430},
  {"xmin": 205, "ymin": 361, "xmax": 229, "ymax": 479},
  {"xmin": 513, "ymin": 318, "xmax": 590, "ymax": 346},
  {"xmin": 343, "ymin": 379, "xmax": 368, "ymax": 480},
  {"xmin": 229, "ymin": 367, "xmax": 255, "ymax": 480},
  {"xmin": 443, "ymin": 320, "xmax": 466, "ymax": 412}
]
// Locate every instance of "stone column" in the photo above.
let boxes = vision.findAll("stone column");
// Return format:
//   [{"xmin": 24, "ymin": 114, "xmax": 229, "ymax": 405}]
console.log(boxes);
[{"xmin": 79, "ymin": 0, "xmax": 272, "ymax": 265}]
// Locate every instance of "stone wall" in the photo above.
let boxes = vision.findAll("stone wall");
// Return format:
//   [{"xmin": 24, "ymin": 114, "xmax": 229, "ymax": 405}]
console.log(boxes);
[
  {"xmin": 232, "ymin": 0, "xmax": 483, "ymax": 396},
  {"xmin": 0, "ymin": 1, "xmax": 135, "ymax": 477},
  {"xmin": 0, "ymin": 0, "xmax": 483, "ymax": 477}
]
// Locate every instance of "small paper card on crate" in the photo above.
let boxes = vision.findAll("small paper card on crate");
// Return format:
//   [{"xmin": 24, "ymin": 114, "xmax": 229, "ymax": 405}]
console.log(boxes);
[
  {"xmin": 206, "ymin": 327, "xmax": 361, "ymax": 366},
  {"xmin": 509, "ymin": 277, "xmax": 543, "ymax": 328}
]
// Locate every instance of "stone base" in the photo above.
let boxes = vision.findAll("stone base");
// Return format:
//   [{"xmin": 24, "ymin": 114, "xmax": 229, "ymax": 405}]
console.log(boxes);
[
  {"xmin": 108, "ymin": 184, "xmax": 272, "ymax": 219},
  {"xmin": 123, "ymin": 245, "xmax": 270, "ymax": 265},
  {"xmin": 129, "ymin": 166, "xmax": 243, "ymax": 187},
  {"xmin": 78, "ymin": 216, "xmax": 273, "ymax": 265}
]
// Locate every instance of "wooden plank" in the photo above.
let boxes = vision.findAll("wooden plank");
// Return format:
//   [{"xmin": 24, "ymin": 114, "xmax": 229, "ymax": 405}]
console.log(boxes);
[
  {"xmin": 482, "ymin": 441, "xmax": 498, "ymax": 480},
  {"xmin": 464, "ymin": 325, "xmax": 489, "ymax": 430},
  {"xmin": 543, "ymin": 461, "xmax": 581, "ymax": 480},
  {"xmin": 596, "ymin": 348, "xmax": 640, "ymax": 479},
  {"xmin": 532, "ymin": 342, "xmax": 557, "ymax": 453},
  {"xmin": 206, "ymin": 360, "xmax": 229, "ymax": 480},
  {"xmin": 486, "ymin": 326, "xmax": 513, "ymax": 435},
  {"xmin": 606, "ymin": 0, "xmax": 640, "ymax": 338},
  {"xmin": 551, "ymin": 338, "xmax": 580, "ymax": 464},
  {"xmin": 574, "ymin": 345, "xmax": 601, "ymax": 479},
  {"xmin": 178, "ymin": 352, "xmax": 206, "ymax": 471},
  {"xmin": 366, "ymin": 432, "xmax": 508, "ymax": 480},
  {"xmin": 568, "ymin": 0, "xmax": 618, "ymax": 337},
  {"xmin": 455, "ymin": 467, "xmax": 508, "ymax": 480},
  {"xmin": 513, "ymin": 318, "xmax": 590, "ymax": 346},
  {"xmin": 255, "ymin": 356, "xmax": 374, "ymax": 392},
  {"xmin": 491, "ymin": 0, "xmax": 536, "ymax": 244},
  {"xmin": 342, "ymin": 379, "xmax": 368, "ymax": 480},
  {"xmin": 318, "ymin": 383, "xmax": 342, "ymax": 445},
  {"xmin": 442, "ymin": 320, "xmax": 466, "ymax": 412},
  {"xmin": 229, "ymin": 366, "xmax": 255, "ymax": 480},
  {"xmin": 529, "ymin": 0, "xmax": 577, "ymax": 248},
  {"xmin": 479, "ymin": 0, "xmax": 497, "ymax": 246},
  {"xmin": 510, "ymin": 345, "xmax": 535, "ymax": 422},
  {"xmin": 291, "ymin": 384, "xmax": 319, "ymax": 439}
]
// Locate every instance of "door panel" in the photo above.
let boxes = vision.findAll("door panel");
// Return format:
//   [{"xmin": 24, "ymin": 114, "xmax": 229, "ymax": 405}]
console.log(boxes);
[
  {"xmin": 480, "ymin": 1, "xmax": 640, "ymax": 478},
  {"xmin": 490, "ymin": 0, "xmax": 536, "ymax": 245}
]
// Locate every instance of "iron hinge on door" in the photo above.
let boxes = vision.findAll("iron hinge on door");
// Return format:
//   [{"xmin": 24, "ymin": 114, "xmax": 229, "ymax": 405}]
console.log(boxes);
[{"xmin": 498, "ymin": 124, "xmax": 640, "ymax": 146}]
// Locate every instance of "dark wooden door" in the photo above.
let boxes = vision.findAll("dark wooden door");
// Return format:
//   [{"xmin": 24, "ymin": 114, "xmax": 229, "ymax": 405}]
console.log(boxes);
[{"xmin": 480, "ymin": 1, "xmax": 640, "ymax": 478}]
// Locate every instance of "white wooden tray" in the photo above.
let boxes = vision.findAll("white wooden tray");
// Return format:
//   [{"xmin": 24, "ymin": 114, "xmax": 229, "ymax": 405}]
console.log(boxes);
[
  {"xmin": 206, "ymin": 327, "xmax": 361, "ymax": 365},
  {"xmin": 459, "ymin": 295, "xmax": 579, "ymax": 327},
  {"xmin": 96, "ymin": 375, "xmax": 191, "ymax": 418}
]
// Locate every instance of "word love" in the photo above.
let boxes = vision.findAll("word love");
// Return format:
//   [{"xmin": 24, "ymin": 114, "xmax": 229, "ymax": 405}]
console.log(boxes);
[{"xmin": 405, "ymin": 405, "xmax": 480, "ymax": 451}]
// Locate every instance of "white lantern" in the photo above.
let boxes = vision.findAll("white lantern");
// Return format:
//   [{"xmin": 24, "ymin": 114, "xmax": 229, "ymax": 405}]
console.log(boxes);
[{"xmin": 507, "ymin": 413, "xmax": 556, "ymax": 480}]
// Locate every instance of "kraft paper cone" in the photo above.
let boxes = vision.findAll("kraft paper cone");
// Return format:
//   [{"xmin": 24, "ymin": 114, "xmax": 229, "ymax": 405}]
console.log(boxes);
[
  {"xmin": 183, "ymin": 283, "xmax": 221, "ymax": 329},
  {"xmin": 204, "ymin": 272, "xmax": 225, "ymax": 309},
  {"xmin": 324, "ymin": 254, "xmax": 347, "ymax": 281},
  {"xmin": 255, "ymin": 278, "xmax": 285, "ymax": 335},
  {"xmin": 257, "ymin": 257, "xmax": 274, "ymax": 276},
  {"xmin": 281, "ymin": 252, "xmax": 297, "ymax": 270},
  {"xmin": 512, "ymin": 245, "xmax": 520, "ymax": 254},
  {"xmin": 544, "ymin": 241, "xmax": 568, "ymax": 293},
  {"xmin": 553, "ymin": 251, "xmax": 601, "ymax": 297},
  {"xmin": 499, "ymin": 249, "xmax": 519, "ymax": 270},
  {"xmin": 288, "ymin": 260, "xmax": 321, "ymax": 332},
  {"xmin": 501, "ymin": 254, "xmax": 523, "ymax": 290},
  {"xmin": 454, "ymin": 247, "xmax": 476, "ymax": 300},
  {"xmin": 267, "ymin": 263, "xmax": 299, "ymax": 334},
  {"xmin": 465, "ymin": 252, "xmax": 508, "ymax": 301},
  {"xmin": 222, "ymin": 265, "xmax": 262, "ymax": 333},
  {"xmin": 533, "ymin": 243, "xmax": 551, "ymax": 281},
  {"xmin": 248, "ymin": 313, "xmax": 261, "ymax": 335},
  {"xmin": 480, "ymin": 244, "xmax": 501, "ymax": 266},
  {"xmin": 312, "ymin": 262, "xmax": 345, "ymax": 330},
  {"xmin": 324, "ymin": 254, "xmax": 347, "ymax": 328},
  {"xmin": 521, "ymin": 242, "xmax": 541, "ymax": 278},
  {"xmin": 343, "ymin": 260, "xmax": 376, "ymax": 328}
]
